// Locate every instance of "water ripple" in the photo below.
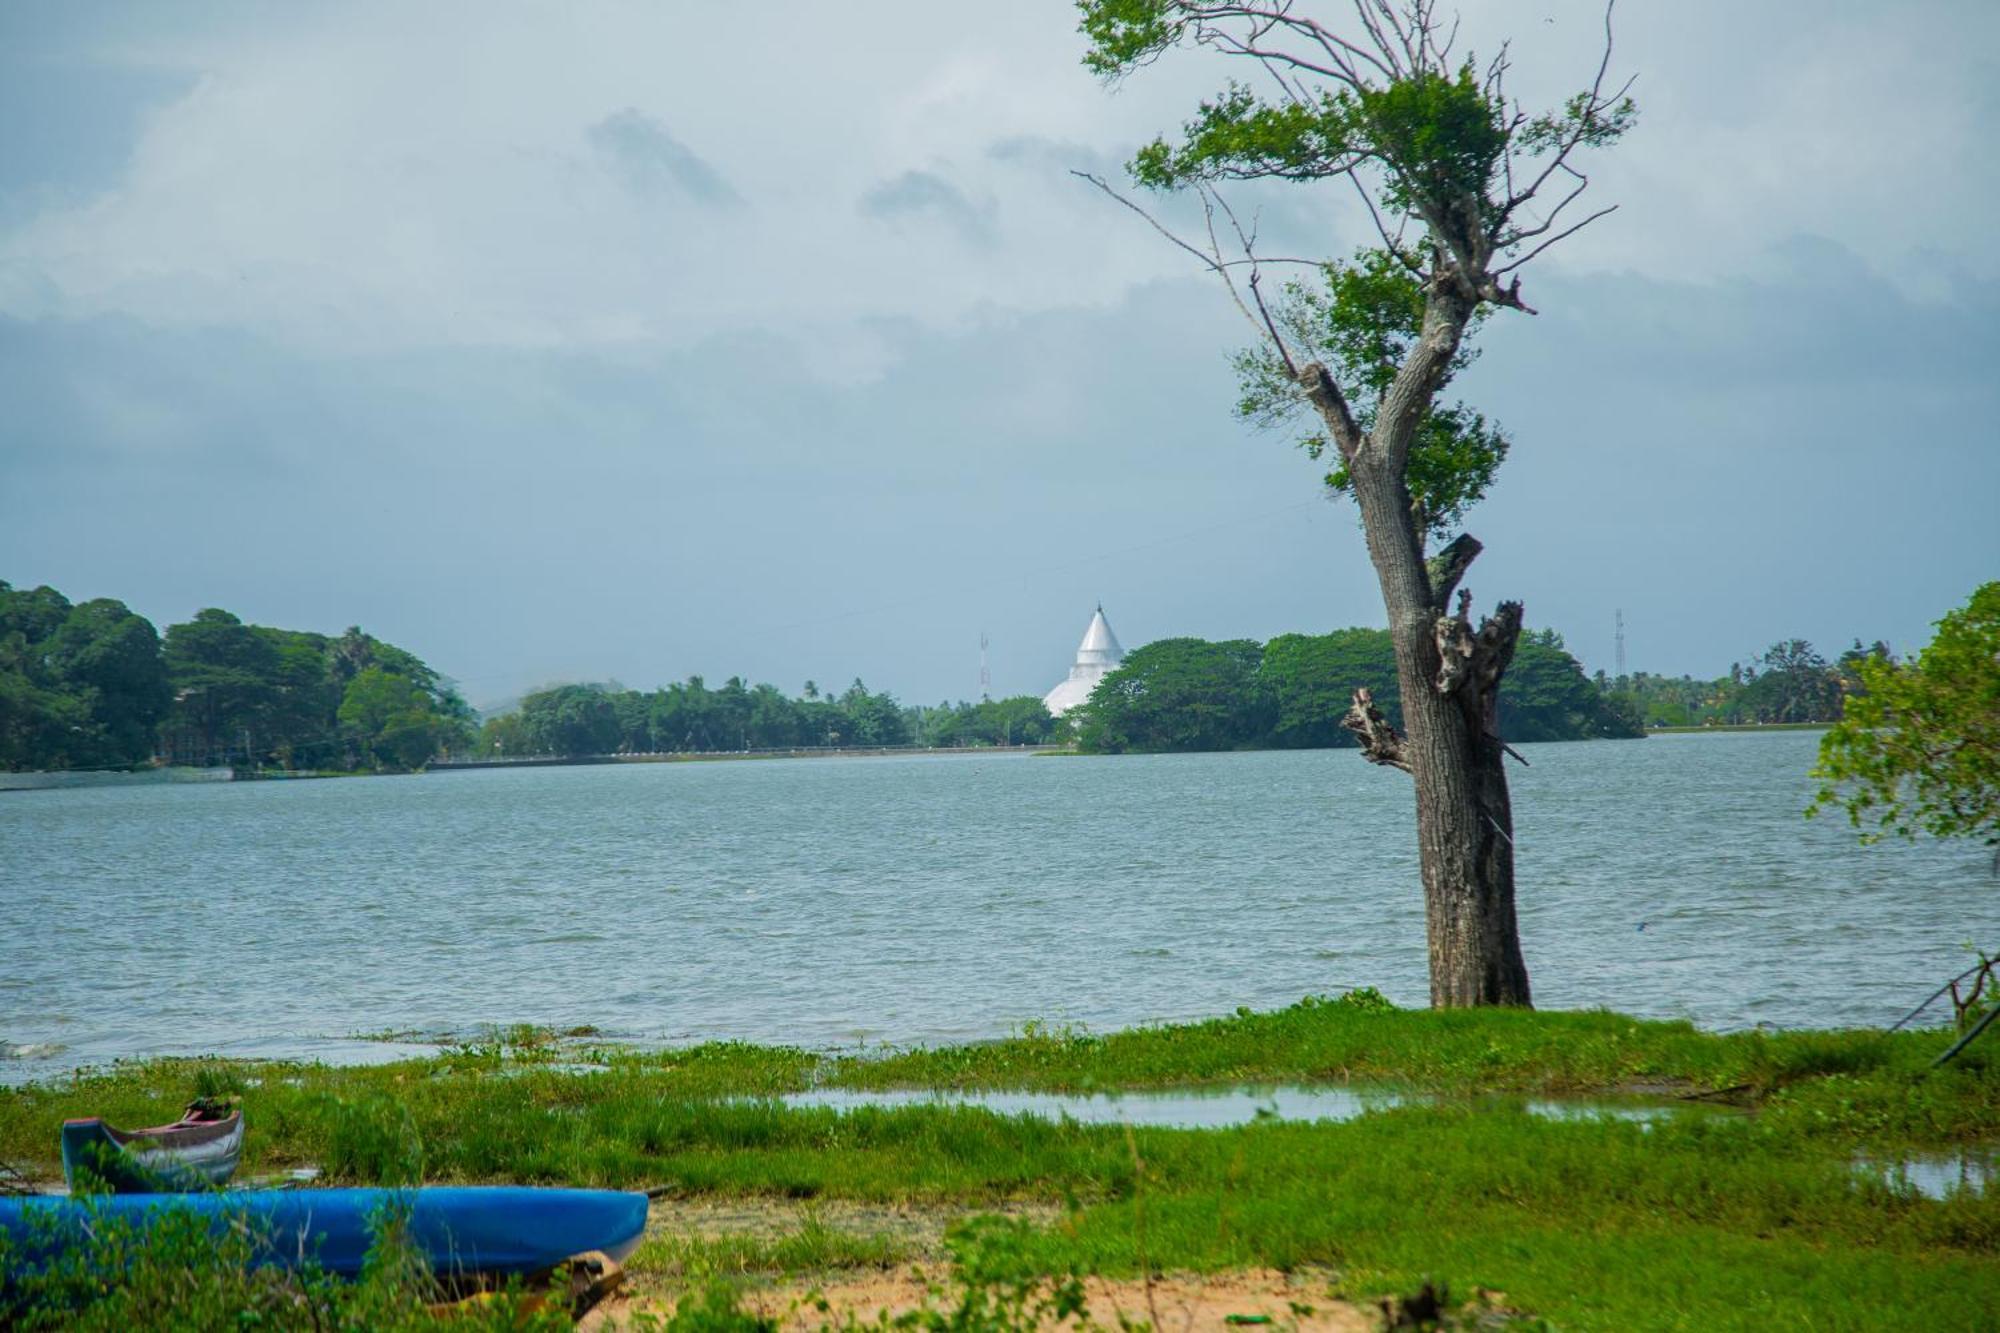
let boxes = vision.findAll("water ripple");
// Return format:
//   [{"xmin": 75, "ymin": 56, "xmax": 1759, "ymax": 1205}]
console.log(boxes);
[{"xmin": 2, "ymin": 735, "xmax": 1994, "ymax": 1081}]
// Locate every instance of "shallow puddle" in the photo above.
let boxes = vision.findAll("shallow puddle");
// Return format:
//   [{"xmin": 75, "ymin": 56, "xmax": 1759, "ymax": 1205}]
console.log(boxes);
[
  {"xmin": 1854, "ymin": 1150, "xmax": 1993, "ymax": 1200},
  {"xmin": 779, "ymin": 1084, "xmax": 1719, "ymax": 1128}
]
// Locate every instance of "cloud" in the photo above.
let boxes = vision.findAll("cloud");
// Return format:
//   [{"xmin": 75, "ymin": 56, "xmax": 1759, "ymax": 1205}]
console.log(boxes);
[
  {"xmin": 2, "ymin": 0, "xmax": 1997, "ymax": 700},
  {"xmin": 986, "ymin": 134, "xmax": 1115, "ymax": 178},
  {"xmin": 6, "ymin": 0, "xmax": 1990, "ymax": 363},
  {"xmin": 0, "ymin": 3, "xmax": 1219, "ymax": 355},
  {"xmin": 587, "ymin": 108, "xmax": 741, "ymax": 208},
  {"xmin": 859, "ymin": 170, "xmax": 993, "ymax": 245},
  {"xmin": 1445, "ymin": 239, "xmax": 2000, "ymax": 675},
  {"xmin": 7, "ymin": 247, "xmax": 1995, "ymax": 699}
]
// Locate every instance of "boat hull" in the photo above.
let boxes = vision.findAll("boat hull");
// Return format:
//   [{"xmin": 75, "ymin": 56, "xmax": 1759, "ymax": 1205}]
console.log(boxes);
[
  {"xmin": 0, "ymin": 1187, "xmax": 650, "ymax": 1277},
  {"xmin": 60, "ymin": 1110, "xmax": 244, "ymax": 1193}
]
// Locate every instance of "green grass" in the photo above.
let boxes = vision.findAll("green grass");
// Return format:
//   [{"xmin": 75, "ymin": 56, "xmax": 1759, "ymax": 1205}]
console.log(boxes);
[
  {"xmin": 4, "ymin": 1001, "xmax": 1996, "ymax": 1329},
  {"xmin": 628, "ymin": 1219, "xmax": 915, "ymax": 1281},
  {"xmin": 822, "ymin": 995, "xmax": 2000, "ymax": 1147},
  {"xmin": 826, "ymin": 996, "xmax": 1832, "ymax": 1091},
  {"xmin": 4, "ymin": 1000, "xmax": 1995, "ymax": 1179},
  {"xmin": 1029, "ymin": 1110, "xmax": 1996, "ymax": 1328}
]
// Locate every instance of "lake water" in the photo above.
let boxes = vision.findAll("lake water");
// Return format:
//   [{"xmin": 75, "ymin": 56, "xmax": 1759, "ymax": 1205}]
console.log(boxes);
[{"xmin": 3, "ymin": 733, "xmax": 1994, "ymax": 1083}]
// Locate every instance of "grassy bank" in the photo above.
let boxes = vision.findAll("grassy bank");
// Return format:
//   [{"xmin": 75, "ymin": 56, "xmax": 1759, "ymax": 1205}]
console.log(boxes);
[{"xmin": 4, "ymin": 1000, "xmax": 1996, "ymax": 1328}]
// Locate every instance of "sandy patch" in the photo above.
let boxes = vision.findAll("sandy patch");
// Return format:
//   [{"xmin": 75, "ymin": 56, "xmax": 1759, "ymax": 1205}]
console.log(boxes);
[{"xmin": 587, "ymin": 1265, "xmax": 1371, "ymax": 1331}]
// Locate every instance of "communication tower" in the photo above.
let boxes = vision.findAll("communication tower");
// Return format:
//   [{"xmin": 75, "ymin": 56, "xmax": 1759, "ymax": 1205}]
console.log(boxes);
[
  {"xmin": 979, "ymin": 631, "xmax": 991, "ymax": 701},
  {"xmin": 1614, "ymin": 609, "xmax": 1627, "ymax": 677}
]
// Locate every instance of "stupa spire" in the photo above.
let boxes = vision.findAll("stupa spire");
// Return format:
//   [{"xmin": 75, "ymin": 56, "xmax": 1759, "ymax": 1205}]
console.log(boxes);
[{"xmin": 1043, "ymin": 606, "xmax": 1125, "ymax": 717}]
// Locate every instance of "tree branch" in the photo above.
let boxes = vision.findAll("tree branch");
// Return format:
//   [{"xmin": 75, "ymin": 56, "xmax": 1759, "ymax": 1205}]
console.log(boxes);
[
  {"xmin": 1492, "ymin": 205, "xmax": 1619, "ymax": 277},
  {"xmin": 1342, "ymin": 685, "xmax": 1410, "ymax": 772},
  {"xmin": 1425, "ymin": 532, "xmax": 1481, "ymax": 611},
  {"xmin": 1500, "ymin": 1, "xmax": 1627, "ymax": 221},
  {"xmin": 1249, "ymin": 270, "xmax": 1299, "ymax": 379},
  {"xmin": 1183, "ymin": 3, "xmax": 1401, "ymax": 83},
  {"xmin": 1370, "ymin": 279, "xmax": 1471, "ymax": 472},
  {"xmin": 1298, "ymin": 361, "xmax": 1364, "ymax": 461},
  {"xmin": 1435, "ymin": 591, "xmax": 1522, "ymax": 703},
  {"xmin": 1072, "ymin": 171, "xmax": 1264, "ymax": 339},
  {"xmin": 1074, "ymin": 168, "xmax": 1361, "ymax": 457}
]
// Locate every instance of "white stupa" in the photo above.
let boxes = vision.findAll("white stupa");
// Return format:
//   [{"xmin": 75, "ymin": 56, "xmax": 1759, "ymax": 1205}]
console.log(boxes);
[{"xmin": 1043, "ymin": 606, "xmax": 1124, "ymax": 717}]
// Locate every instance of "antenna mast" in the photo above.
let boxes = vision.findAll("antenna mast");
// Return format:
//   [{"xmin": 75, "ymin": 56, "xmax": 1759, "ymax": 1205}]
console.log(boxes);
[
  {"xmin": 1614, "ymin": 609, "xmax": 1627, "ymax": 678},
  {"xmin": 979, "ymin": 631, "xmax": 991, "ymax": 701}
]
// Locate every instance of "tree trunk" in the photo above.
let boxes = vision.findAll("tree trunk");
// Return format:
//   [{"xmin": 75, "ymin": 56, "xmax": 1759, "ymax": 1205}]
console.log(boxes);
[
  {"xmin": 1396, "ymin": 614, "xmax": 1531, "ymax": 1006},
  {"xmin": 1343, "ymin": 417, "xmax": 1532, "ymax": 1008}
]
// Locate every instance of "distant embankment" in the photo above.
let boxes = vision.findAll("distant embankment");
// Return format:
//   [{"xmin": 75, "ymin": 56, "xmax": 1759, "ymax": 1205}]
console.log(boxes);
[
  {"xmin": 431, "ymin": 745, "xmax": 1062, "ymax": 772},
  {"xmin": 1648, "ymin": 722, "xmax": 1831, "ymax": 734},
  {"xmin": 0, "ymin": 767, "xmax": 234, "ymax": 793}
]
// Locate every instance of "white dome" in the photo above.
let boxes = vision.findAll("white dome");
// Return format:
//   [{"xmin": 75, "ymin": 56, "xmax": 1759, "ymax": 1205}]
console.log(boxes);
[{"xmin": 1044, "ymin": 607, "xmax": 1124, "ymax": 717}]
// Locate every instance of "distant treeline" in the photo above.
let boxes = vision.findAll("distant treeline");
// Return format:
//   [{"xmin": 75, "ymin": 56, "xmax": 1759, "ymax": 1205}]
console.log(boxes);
[
  {"xmin": 477, "ymin": 681, "xmax": 1062, "ymax": 757},
  {"xmin": 483, "ymin": 626, "xmax": 1643, "ymax": 761},
  {"xmin": 0, "ymin": 580, "xmax": 470, "ymax": 772},
  {"xmin": 1597, "ymin": 639, "xmax": 1887, "ymax": 728},
  {"xmin": 1071, "ymin": 627, "xmax": 1644, "ymax": 754},
  {"xmin": 3, "ymin": 573, "xmax": 1885, "ymax": 773}
]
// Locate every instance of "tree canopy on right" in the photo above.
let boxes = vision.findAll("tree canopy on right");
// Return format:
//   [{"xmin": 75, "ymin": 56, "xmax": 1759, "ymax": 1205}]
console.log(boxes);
[{"xmin": 1812, "ymin": 583, "xmax": 2000, "ymax": 850}]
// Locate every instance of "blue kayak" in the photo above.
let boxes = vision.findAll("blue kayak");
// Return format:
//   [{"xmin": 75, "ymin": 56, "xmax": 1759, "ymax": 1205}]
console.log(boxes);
[{"xmin": 0, "ymin": 1187, "xmax": 648, "ymax": 1277}]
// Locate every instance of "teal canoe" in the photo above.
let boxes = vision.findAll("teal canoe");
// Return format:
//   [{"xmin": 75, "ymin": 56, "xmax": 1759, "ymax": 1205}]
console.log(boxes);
[
  {"xmin": 60, "ymin": 1103, "xmax": 244, "ymax": 1193},
  {"xmin": 0, "ymin": 1187, "xmax": 649, "ymax": 1277}
]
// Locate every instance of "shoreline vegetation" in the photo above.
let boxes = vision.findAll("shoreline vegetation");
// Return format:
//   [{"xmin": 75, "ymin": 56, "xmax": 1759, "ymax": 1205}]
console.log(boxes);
[
  {"xmin": 6, "ymin": 577, "xmax": 1879, "ymax": 779},
  {"xmin": 4, "ymin": 999, "xmax": 1996, "ymax": 1328}
]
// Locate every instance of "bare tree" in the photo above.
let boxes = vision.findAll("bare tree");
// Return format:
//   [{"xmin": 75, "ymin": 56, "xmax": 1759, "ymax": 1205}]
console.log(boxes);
[{"xmin": 1078, "ymin": 0, "xmax": 1635, "ymax": 1005}]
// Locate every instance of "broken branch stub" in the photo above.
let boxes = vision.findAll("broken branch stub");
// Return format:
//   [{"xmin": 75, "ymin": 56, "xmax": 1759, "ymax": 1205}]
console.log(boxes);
[
  {"xmin": 1343, "ymin": 686, "xmax": 1411, "ymax": 772},
  {"xmin": 1434, "ymin": 593, "xmax": 1523, "ymax": 701}
]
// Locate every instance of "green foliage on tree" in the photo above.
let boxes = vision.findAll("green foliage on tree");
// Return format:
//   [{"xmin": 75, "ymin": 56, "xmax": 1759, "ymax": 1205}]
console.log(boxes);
[
  {"xmin": 1836, "ymin": 639, "xmax": 1895, "ymax": 696},
  {"xmin": 920, "ymin": 696, "xmax": 1060, "ymax": 748},
  {"xmin": 468, "ymin": 635, "xmax": 1605, "ymax": 763},
  {"xmin": 1738, "ymin": 639, "xmax": 1844, "ymax": 725},
  {"xmin": 1236, "ymin": 249, "xmax": 1507, "ymax": 538},
  {"xmin": 517, "ymin": 684, "xmax": 623, "ymax": 757},
  {"xmin": 1075, "ymin": 637, "xmax": 1273, "ymax": 754},
  {"xmin": 1811, "ymin": 583, "xmax": 2000, "ymax": 848},
  {"xmin": 159, "ymin": 614, "xmax": 468, "ymax": 771},
  {"xmin": 1501, "ymin": 630, "xmax": 1644, "ymax": 742},
  {"xmin": 1601, "ymin": 638, "xmax": 1857, "ymax": 729},
  {"xmin": 477, "ymin": 711, "xmax": 531, "ymax": 758},
  {"xmin": 838, "ymin": 678, "xmax": 913, "ymax": 748},
  {"xmin": 1074, "ymin": 625, "xmax": 1635, "ymax": 755},
  {"xmin": 0, "ymin": 582, "xmax": 168, "ymax": 770},
  {"xmin": 1262, "ymin": 629, "xmax": 1400, "ymax": 748},
  {"xmin": 44, "ymin": 598, "xmax": 173, "ymax": 762},
  {"xmin": 479, "ymin": 674, "xmax": 957, "ymax": 757},
  {"xmin": 0, "ymin": 578, "xmax": 467, "ymax": 772},
  {"xmin": 1086, "ymin": 2, "xmax": 1631, "ymax": 551},
  {"xmin": 337, "ymin": 667, "xmax": 444, "ymax": 770}
]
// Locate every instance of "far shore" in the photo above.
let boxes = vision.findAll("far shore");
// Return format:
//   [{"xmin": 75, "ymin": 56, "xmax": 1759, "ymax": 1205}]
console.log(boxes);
[
  {"xmin": 1649, "ymin": 721, "xmax": 1831, "ymax": 734},
  {"xmin": 429, "ymin": 744, "xmax": 1065, "ymax": 771},
  {"xmin": 4, "ymin": 725, "xmax": 1833, "ymax": 791}
]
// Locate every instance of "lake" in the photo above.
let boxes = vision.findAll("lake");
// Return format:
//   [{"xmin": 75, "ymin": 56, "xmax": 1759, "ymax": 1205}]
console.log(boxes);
[{"xmin": 2, "ymin": 732, "xmax": 1993, "ymax": 1083}]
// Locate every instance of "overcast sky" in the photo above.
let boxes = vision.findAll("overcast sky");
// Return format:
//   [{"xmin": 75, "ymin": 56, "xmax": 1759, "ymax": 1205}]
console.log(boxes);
[{"xmin": 3, "ymin": 0, "xmax": 1995, "ymax": 707}]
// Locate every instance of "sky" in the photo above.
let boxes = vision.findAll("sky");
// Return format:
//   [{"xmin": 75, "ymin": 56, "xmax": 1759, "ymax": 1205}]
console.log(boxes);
[{"xmin": 2, "ymin": 0, "xmax": 1996, "ymax": 709}]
